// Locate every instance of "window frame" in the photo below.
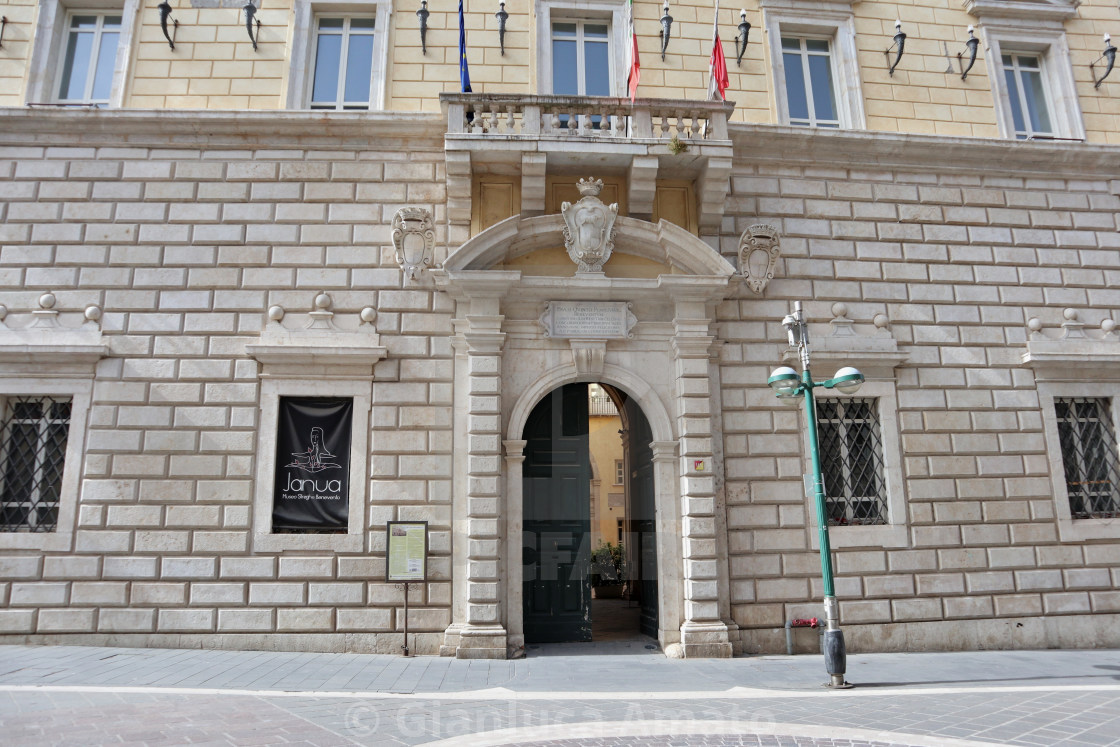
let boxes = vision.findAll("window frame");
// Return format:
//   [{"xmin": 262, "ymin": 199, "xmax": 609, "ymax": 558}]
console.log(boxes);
[
  {"xmin": 286, "ymin": 0, "xmax": 391, "ymax": 111},
  {"xmin": 1038, "ymin": 383, "xmax": 1120, "ymax": 542},
  {"xmin": 252, "ymin": 378, "xmax": 371, "ymax": 552},
  {"xmin": 982, "ymin": 27, "xmax": 1085, "ymax": 141},
  {"xmin": 0, "ymin": 379, "xmax": 91, "ymax": 552},
  {"xmin": 801, "ymin": 379, "xmax": 907, "ymax": 549},
  {"xmin": 778, "ymin": 35, "xmax": 841, "ymax": 128},
  {"xmin": 308, "ymin": 15, "xmax": 379, "ymax": 111},
  {"xmin": 816, "ymin": 396, "xmax": 888, "ymax": 526},
  {"xmin": 762, "ymin": 0, "xmax": 866, "ymax": 129},
  {"xmin": 24, "ymin": 0, "xmax": 141, "ymax": 108},
  {"xmin": 614, "ymin": 458, "xmax": 624, "ymax": 485},
  {"xmin": 536, "ymin": 0, "xmax": 627, "ymax": 97},
  {"xmin": 549, "ymin": 18, "xmax": 612, "ymax": 97}
]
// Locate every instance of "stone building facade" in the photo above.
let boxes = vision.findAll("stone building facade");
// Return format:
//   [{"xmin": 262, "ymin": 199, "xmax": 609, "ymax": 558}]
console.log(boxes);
[{"xmin": 0, "ymin": 0, "xmax": 1118, "ymax": 658}]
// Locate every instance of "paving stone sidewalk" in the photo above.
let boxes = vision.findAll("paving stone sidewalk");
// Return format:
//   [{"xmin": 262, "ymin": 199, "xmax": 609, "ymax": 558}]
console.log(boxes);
[{"xmin": 1, "ymin": 644, "xmax": 1119, "ymax": 746}]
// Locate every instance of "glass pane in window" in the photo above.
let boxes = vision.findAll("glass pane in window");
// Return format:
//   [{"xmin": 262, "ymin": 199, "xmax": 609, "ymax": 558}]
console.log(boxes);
[
  {"xmin": 1023, "ymin": 68, "xmax": 1052, "ymax": 135},
  {"xmin": 781, "ymin": 37, "xmax": 800, "ymax": 51},
  {"xmin": 585, "ymin": 24, "xmax": 608, "ymax": 39},
  {"xmin": 584, "ymin": 40, "xmax": 610, "ymax": 96},
  {"xmin": 553, "ymin": 22, "xmax": 577, "ymax": 37},
  {"xmin": 807, "ymin": 53, "xmax": 836, "ymax": 122},
  {"xmin": 311, "ymin": 33, "xmax": 342, "ymax": 105},
  {"xmin": 783, "ymin": 51, "xmax": 809, "ymax": 122},
  {"xmin": 91, "ymin": 31, "xmax": 119, "ymax": 102},
  {"xmin": 552, "ymin": 38, "xmax": 578, "ymax": 94},
  {"xmin": 59, "ymin": 30, "xmax": 94, "ymax": 100},
  {"xmin": 1004, "ymin": 68, "xmax": 1027, "ymax": 137},
  {"xmin": 805, "ymin": 39, "xmax": 829, "ymax": 53},
  {"xmin": 350, "ymin": 17, "xmax": 375, "ymax": 31},
  {"xmin": 319, "ymin": 17, "xmax": 344, "ymax": 30},
  {"xmin": 344, "ymin": 33, "xmax": 374, "ymax": 105}
]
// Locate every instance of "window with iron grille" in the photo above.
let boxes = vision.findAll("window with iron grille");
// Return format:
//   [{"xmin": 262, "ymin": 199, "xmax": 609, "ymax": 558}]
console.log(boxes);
[
  {"xmin": 0, "ymin": 396, "xmax": 71, "ymax": 533},
  {"xmin": 1054, "ymin": 397, "xmax": 1120, "ymax": 520},
  {"xmin": 816, "ymin": 397, "xmax": 887, "ymax": 526}
]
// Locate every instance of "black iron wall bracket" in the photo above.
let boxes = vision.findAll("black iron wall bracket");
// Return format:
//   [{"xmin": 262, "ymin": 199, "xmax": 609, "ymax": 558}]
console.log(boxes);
[
  {"xmin": 496, "ymin": 1, "xmax": 509, "ymax": 56},
  {"xmin": 1091, "ymin": 33, "xmax": 1116, "ymax": 89},
  {"xmin": 885, "ymin": 20, "xmax": 906, "ymax": 76},
  {"xmin": 659, "ymin": 2, "xmax": 673, "ymax": 61},
  {"xmin": 735, "ymin": 9, "xmax": 750, "ymax": 67},
  {"xmin": 954, "ymin": 25, "xmax": 981, "ymax": 80},
  {"xmin": 243, "ymin": 2, "xmax": 261, "ymax": 51},
  {"xmin": 157, "ymin": 1, "xmax": 179, "ymax": 50},
  {"xmin": 417, "ymin": 0, "xmax": 429, "ymax": 55}
]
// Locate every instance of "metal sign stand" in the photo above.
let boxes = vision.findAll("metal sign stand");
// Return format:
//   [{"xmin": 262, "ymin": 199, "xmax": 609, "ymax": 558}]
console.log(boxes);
[{"xmin": 401, "ymin": 581, "xmax": 411, "ymax": 657}]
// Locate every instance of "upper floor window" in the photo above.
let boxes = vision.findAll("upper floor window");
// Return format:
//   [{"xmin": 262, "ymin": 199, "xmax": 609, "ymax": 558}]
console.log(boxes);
[
  {"xmin": 56, "ymin": 13, "xmax": 121, "ymax": 106},
  {"xmin": 24, "ymin": 1, "xmax": 139, "ymax": 107},
  {"xmin": 310, "ymin": 16, "xmax": 376, "ymax": 110},
  {"xmin": 1002, "ymin": 53, "xmax": 1053, "ymax": 139},
  {"xmin": 551, "ymin": 20, "xmax": 611, "ymax": 96},
  {"xmin": 286, "ymin": 0, "xmax": 390, "ymax": 110},
  {"xmin": 780, "ymin": 36, "xmax": 838, "ymax": 128}
]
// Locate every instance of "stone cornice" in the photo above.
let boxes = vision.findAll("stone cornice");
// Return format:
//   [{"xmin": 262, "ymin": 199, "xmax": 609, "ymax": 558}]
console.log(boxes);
[
  {"xmin": 728, "ymin": 122, "xmax": 1120, "ymax": 178},
  {"xmin": 963, "ymin": 0, "xmax": 1080, "ymax": 22},
  {"xmin": 0, "ymin": 108, "xmax": 445, "ymax": 147}
]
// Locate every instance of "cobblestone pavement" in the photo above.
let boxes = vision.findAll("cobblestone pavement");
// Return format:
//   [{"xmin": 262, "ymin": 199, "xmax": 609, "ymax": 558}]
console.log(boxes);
[{"xmin": 1, "ymin": 644, "xmax": 1119, "ymax": 746}]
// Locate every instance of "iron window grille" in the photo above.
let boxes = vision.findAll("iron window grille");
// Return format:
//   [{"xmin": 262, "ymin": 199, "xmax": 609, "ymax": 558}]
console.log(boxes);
[
  {"xmin": 1054, "ymin": 397, "xmax": 1120, "ymax": 519},
  {"xmin": 816, "ymin": 397, "xmax": 887, "ymax": 526},
  {"xmin": 0, "ymin": 396, "xmax": 71, "ymax": 533}
]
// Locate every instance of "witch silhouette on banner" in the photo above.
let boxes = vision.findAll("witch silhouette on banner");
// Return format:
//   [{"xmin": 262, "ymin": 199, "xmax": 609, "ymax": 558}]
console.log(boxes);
[{"xmin": 286, "ymin": 426, "xmax": 342, "ymax": 473}]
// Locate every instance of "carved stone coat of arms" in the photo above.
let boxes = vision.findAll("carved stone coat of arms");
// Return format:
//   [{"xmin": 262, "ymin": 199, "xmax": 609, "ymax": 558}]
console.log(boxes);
[{"xmin": 561, "ymin": 178, "xmax": 619, "ymax": 274}]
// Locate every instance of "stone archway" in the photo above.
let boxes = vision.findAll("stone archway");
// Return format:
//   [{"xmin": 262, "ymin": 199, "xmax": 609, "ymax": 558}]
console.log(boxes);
[{"xmin": 433, "ymin": 205, "xmax": 741, "ymax": 660}]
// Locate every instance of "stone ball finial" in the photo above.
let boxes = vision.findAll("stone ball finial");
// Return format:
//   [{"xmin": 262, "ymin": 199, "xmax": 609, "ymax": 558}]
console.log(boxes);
[
  {"xmin": 1102, "ymin": 319, "xmax": 1117, "ymax": 335},
  {"xmin": 267, "ymin": 305, "xmax": 285, "ymax": 322},
  {"xmin": 84, "ymin": 305, "xmax": 102, "ymax": 322},
  {"xmin": 1027, "ymin": 317, "xmax": 1043, "ymax": 333},
  {"xmin": 873, "ymin": 313, "xmax": 889, "ymax": 329},
  {"xmin": 831, "ymin": 302, "xmax": 848, "ymax": 318},
  {"xmin": 39, "ymin": 292, "xmax": 56, "ymax": 310},
  {"xmin": 360, "ymin": 307, "xmax": 377, "ymax": 324},
  {"xmin": 1063, "ymin": 308, "xmax": 1079, "ymax": 321},
  {"xmin": 314, "ymin": 292, "xmax": 332, "ymax": 310}
]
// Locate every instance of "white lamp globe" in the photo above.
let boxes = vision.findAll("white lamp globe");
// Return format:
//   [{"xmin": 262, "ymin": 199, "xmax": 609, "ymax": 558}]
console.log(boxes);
[
  {"xmin": 832, "ymin": 366, "xmax": 864, "ymax": 395},
  {"xmin": 767, "ymin": 366, "xmax": 800, "ymax": 396}
]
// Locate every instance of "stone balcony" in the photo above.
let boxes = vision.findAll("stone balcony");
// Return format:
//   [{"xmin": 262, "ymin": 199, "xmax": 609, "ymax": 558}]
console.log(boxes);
[{"xmin": 439, "ymin": 94, "xmax": 736, "ymax": 236}]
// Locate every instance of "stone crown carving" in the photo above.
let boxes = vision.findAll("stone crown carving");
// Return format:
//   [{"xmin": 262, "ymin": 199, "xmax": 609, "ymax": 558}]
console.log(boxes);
[
  {"xmin": 738, "ymin": 224, "xmax": 781, "ymax": 295},
  {"xmin": 561, "ymin": 178, "xmax": 619, "ymax": 274}
]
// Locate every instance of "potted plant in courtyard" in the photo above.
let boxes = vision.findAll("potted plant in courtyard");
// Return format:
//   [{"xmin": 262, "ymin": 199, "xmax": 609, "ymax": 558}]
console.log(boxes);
[{"xmin": 590, "ymin": 541, "xmax": 626, "ymax": 599}]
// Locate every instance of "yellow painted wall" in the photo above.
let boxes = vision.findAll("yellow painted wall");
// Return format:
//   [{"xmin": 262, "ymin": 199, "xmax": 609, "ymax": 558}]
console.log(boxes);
[
  {"xmin": 588, "ymin": 410, "xmax": 624, "ymax": 549},
  {"xmin": 0, "ymin": 0, "xmax": 1116, "ymax": 141}
]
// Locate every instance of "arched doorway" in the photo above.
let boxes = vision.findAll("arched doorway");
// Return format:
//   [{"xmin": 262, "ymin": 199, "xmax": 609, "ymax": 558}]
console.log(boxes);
[{"xmin": 521, "ymin": 382, "xmax": 657, "ymax": 644}]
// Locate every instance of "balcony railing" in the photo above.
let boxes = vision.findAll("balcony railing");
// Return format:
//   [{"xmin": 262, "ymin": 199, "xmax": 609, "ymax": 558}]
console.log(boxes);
[{"xmin": 440, "ymin": 94, "xmax": 732, "ymax": 142}]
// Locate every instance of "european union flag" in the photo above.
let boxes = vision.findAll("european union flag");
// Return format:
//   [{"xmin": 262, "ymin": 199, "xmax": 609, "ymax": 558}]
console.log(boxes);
[{"xmin": 459, "ymin": 0, "xmax": 472, "ymax": 93}]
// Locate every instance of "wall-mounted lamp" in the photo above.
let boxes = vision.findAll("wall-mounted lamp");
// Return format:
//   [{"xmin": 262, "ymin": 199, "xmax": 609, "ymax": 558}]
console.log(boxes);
[
  {"xmin": 496, "ymin": 1, "xmax": 509, "ymax": 56},
  {"xmin": 0, "ymin": 16, "xmax": 7, "ymax": 49},
  {"xmin": 659, "ymin": 2, "xmax": 673, "ymax": 61},
  {"xmin": 417, "ymin": 0, "xmax": 429, "ymax": 55},
  {"xmin": 957, "ymin": 25, "xmax": 980, "ymax": 80},
  {"xmin": 885, "ymin": 19, "xmax": 906, "ymax": 76},
  {"xmin": 1091, "ymin": 33, "xmax": 1116, "ymax": 89},
  {"xmin": 243, "ymin": 2, "xmax": 261, "ymax": 51},
  {"xmin": 735, "ymin": 9, "xmax": 751, "ymax": 67},
  {"xmin": 157, "ymin": 1, "xmax": 178, "ymax": 50}
]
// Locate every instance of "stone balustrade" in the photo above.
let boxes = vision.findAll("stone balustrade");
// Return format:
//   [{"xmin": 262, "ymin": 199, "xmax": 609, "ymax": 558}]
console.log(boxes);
[{"xmin": 441, "ymin": 94, "xmax": 733, "ymax": 142}]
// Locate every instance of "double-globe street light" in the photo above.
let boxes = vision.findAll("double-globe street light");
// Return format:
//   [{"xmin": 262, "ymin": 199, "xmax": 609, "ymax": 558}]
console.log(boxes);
[{"xmin": 767, "ymin": 301, "xmax": 864, "ymax": 688}]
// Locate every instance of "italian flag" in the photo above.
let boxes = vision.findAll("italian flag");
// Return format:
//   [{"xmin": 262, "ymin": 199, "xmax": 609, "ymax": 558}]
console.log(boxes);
[
  {"xmin": 708, "ymin": 1, "xmax": 730, "ymax": 101},
  {"xmin": 626, "ymin": 0, "xmax": 640, "ymax": 101}
]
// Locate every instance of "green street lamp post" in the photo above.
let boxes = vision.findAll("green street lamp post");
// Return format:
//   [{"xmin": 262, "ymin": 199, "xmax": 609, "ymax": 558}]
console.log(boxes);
[{"xmin": 767, "ymin": 301, "xmax": 864, "ymax": 689}]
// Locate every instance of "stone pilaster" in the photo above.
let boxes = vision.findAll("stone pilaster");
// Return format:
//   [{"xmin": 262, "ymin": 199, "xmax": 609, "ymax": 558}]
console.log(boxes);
[
  {"xmin": 454, "ymin": 310, "xmax": 508, "ymax": 658},
  {"xmin": 672, "ymin": 304, "xmax": 733, "ymax": 658},
  {"xmin": 503, "ymin": 439, "xmax": 528, "ymax": 657}
]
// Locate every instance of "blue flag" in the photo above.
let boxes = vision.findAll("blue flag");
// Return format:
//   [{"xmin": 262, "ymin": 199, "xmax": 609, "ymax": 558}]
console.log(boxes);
[{"xmin": 459, "ymin": 0, "xmax": 472, "ymax": 93}]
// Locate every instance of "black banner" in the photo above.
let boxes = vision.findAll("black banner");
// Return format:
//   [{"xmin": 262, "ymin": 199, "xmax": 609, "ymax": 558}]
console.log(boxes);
[{"xmin": 272, "ymin": 397, "xmax": 352, "ymax": 531}]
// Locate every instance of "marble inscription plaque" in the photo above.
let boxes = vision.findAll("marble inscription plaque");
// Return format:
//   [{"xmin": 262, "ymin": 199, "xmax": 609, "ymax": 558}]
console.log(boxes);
[{"xmin": 539, "ymin": 301, "xmax": 636, "ymax": 339}]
